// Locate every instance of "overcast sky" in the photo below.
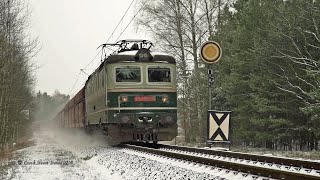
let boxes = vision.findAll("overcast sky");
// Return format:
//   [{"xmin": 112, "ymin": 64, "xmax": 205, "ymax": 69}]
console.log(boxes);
[{"xmin": 29, "ymin": 0, "xmax": 149, "ymax": 96}]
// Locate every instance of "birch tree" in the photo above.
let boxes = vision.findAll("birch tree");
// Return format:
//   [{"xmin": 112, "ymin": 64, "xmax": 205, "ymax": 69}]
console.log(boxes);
[{"xmin": 136, "ymin": 0, "xmax": 230, "ymax": 142}]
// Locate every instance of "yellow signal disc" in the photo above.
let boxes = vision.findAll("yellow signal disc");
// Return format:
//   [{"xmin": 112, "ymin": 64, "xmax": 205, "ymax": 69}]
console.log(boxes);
[{"xmin": 200, "ymin": 41, "xmax": 222, "ymax": 64}]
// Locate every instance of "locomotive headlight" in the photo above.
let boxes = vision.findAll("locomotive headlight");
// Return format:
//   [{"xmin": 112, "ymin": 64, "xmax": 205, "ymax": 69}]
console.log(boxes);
[
  {"xmin": 121, "ymin": 96, "xmax": 128, "ymax": 102},
  {"xmin": 139, "ymin": 53, "xmax": 149, "ymax": 61},
  {"xmin": 162, "ymin": 96, "xmax": 169, "ymax": 103}
]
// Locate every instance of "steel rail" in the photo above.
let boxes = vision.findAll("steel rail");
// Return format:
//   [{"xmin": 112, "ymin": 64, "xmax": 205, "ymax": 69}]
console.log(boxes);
[
  {"xmin": 156, "ymin": 144, "xmax": 320, "ymax": 170},
  {"xmin": 123, "ymin": 144, "xmax": 320, "ymax": 180}
]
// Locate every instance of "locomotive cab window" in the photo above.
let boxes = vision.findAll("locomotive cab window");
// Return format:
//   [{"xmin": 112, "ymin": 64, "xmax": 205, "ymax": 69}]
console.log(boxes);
[
  {"xmin": 148, "ymin": 67, "xmax": 171, "ymax": 83},
  {"xmin": 115, "ymin": 66, "xmax": 141, "ymax": 83}
]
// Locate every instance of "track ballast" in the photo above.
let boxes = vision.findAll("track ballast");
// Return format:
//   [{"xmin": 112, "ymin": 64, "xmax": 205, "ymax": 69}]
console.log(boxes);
[{"xmin": 122, "ymin": 143, "xmax": 320, "ymax": 180}]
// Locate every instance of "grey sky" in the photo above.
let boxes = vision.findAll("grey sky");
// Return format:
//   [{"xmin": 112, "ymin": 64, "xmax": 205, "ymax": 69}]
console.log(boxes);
[{"xmin": 29, "ymin": 0, "xmax": 149, "ymax": 96}]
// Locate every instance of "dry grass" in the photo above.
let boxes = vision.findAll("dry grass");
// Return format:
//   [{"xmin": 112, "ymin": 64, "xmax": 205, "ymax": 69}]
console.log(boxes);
[
  {"xmin": 0, "ymin": 133, "xmax": 34, "ymax": 179},
  {"xmin": 0, "ymin": 140, "xmax": 34, "ymax": 161}
]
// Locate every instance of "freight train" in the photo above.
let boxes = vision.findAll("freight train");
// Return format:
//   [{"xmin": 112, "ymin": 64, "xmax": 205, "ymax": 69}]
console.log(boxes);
[{"xmin": 53, "ymin": 40, "xmax": 177, "ymax": 144}]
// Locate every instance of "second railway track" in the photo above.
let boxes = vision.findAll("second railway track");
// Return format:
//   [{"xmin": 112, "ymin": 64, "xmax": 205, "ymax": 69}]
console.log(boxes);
[{"xmin": 122, "ymin": 143, "xmax": 320, "ymax": 180}]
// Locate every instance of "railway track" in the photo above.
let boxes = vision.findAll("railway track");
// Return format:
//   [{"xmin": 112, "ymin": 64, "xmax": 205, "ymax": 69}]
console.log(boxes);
[{"xmin": 122, "ymin": 143, "xmax": 320, "ymax": 180}]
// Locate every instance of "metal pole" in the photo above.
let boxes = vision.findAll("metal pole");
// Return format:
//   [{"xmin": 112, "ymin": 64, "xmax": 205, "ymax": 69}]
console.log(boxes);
[
  {"xmin": 207, "ymin": 64, "xmax": 213, "ymax": 145},
  {"xmin": 208, "ymin": 64, "xmax": 213, "ymax": 110},
  {"xmin": 208, "ymin": 80, "xmax": 211, "ymax": 111}
]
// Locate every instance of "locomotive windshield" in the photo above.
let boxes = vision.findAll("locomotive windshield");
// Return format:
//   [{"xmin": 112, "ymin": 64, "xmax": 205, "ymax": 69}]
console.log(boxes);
[
  {"xmin": 148, "ymin": 67, "xmax": 171, "ymax": 82},
  {"xmin": 116, "ymin": 66, "xmax": 141, "ymax": 82}
]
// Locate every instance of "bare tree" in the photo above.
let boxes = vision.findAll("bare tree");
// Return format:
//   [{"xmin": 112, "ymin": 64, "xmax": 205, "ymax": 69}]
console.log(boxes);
[
  {"xmin": 136, "ymin": 0, "xmax": 230, "ymax": 142},
  {"xmin": 0, "ymin": 0, "xmax": 37, "ymax": 148}
]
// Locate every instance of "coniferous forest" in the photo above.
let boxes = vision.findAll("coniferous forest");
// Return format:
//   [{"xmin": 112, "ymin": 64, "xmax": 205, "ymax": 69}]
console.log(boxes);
[{"xmin": 137, "ymin": 0, "xmax": 320, "ymax": 150}]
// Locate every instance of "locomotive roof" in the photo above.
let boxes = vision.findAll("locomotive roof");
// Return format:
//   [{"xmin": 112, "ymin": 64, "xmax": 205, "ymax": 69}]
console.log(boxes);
[
  {"xmin": 105, "ymin": 50, "xmax": 176, "ymax": 64},
  {"xmin": 85, "ymin": 49, "xmax": 176, "ymax": 85}
]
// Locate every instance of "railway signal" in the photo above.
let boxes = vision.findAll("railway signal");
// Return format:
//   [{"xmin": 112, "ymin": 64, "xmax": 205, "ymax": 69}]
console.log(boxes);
[
  {"xmin": 200, "ymin": 41, "xmax": 222, "ymax": 64},
  {"xmin": 200, "ymin": 41, "xmax": 222, "ymax": 110},
  {"xmin": 208, "ymin": 69, "xmax": 214, "ymax": 86},
  {"xmin": 200, "ymin": 41, "xmax": 230, "ymax": 148}
]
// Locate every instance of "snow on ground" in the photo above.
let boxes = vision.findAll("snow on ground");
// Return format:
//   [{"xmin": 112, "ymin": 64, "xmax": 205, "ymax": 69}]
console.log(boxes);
[
  {"xmin": 120, "ymin": 148, "xmax": 245, "ymax": 180},
  {"xmin": 1, "ymin": 129, "xmax": 239, "ymax": 180},
  {"xmin": 1, "ymin": 131, "xmax": 119, "ymax": 180},
  {"xmin": 4, "ymin": 128, "xmax": 307, "ymax": 179}
]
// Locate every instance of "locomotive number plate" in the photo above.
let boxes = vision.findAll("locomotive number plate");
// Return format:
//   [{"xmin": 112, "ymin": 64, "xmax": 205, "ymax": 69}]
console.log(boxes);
[{"xmin": 134, "ymin": 96, "xmax": 156, "ymax": 102}]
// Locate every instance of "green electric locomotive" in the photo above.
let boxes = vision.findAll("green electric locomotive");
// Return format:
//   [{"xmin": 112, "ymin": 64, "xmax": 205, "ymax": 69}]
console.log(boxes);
[{"xmin": 84, "ymin": 40, "xmax": 177, "ymax": 143}]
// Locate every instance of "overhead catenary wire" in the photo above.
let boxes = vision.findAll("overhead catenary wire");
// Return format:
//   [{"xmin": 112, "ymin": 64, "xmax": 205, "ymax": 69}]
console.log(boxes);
[
  {"xmin": 82, "ymin": 0, "xmax": 135, "ymax": 71},
  {"xmin": 82, "ymin": 48, "xmax": 103, "ymax": 71},
  {"xmin": 68, "ymin": 48, "xmax": 102, "ymax": 96},
  {"xmin": 67, "ymin": 71, "xmax": 81, "ymax": 96},
  {"xmin": 67, "ymin": 0, "xmax": 139, "ymax": 97},
  {"xmin": 114, "ymin": 1, "xmax": 148, "ymax": 43},
  {"xmin": 105, "ymin": 0, "xmax": 135, "ymax": 44},
  {"xmin": 105, "ymin": 0, "xmax": 148, "ymax": 56}
]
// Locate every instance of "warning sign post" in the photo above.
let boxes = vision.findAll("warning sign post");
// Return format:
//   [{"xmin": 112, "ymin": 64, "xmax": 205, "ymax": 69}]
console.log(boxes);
[
  {"xmin": 207, "ymin": 110, "xmax": 231, "ymax": 148},
  {"xmin": 200, "ymin": 41, "xmax": 230, "ymax": 148}
]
